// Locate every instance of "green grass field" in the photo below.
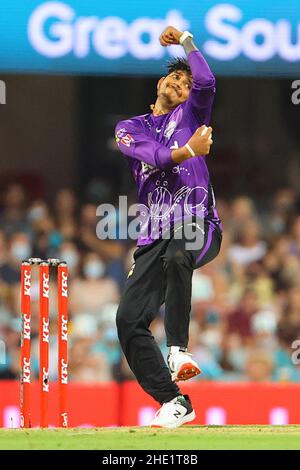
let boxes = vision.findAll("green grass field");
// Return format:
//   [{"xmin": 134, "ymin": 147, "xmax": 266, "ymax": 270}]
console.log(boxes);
[{"xmin": 0, "ymin": 426, "xmax": 300, "ymax": 450}]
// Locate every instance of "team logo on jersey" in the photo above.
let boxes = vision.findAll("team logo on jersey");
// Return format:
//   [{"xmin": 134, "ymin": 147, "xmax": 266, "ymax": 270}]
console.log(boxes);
[
  {"xmin": 141, "ymin": 162, "xmax": 154, "ymax": 173},
  {"xmin": 164, "ymin": 120, "xmax": 177, "ymax": 139},
  {"xmin": 115, "ymin": 128, "xmax": 134, "ymax": 147},
  {"xmin": 121, "ymin": 134, "xmax": 134, "ymax": 147},
  {"xmin": 140, "ymin": 161, "xmax": 159, "ymax": 178}
]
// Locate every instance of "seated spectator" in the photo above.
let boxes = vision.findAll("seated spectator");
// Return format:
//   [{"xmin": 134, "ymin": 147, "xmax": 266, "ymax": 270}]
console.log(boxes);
[
  {"xmin": 0, "ymin": 232, "xmax": 32, "ymax": 284},
  {"xmin": 278, "ymin": 285, "xmax": 300, "ymax": 332},
  {"xmin": 229, "ymin": 196, "xmax": 257, "ymax": 236},
  {"xmin": 188, "ymin": 320, "xmax": 224, "ymax": 381},
  {"xmin": 59, "ymin": 241, "xmax": 80, "ymax": 278},
  {"xmin": 0, "ymin": 183, "xmax": 29, "ymax": 237},
  {"xmin": 27, "ymin": 200, "xmax": 49, "ymax": 227},
  {"xmin": 251, "ymin": 308, "xmax": 278, "ymax": 350},
  {"xmin": 69, "ymin": 337, "xmax": 112, "ymax": 382},
  {"xmin": 248, "ymin": 262, "xmax": 274, "ymax": 306},
  {"xmin": 79, "ymin": 203, "xmax": 125, "ymax": 274},
  {"xmin": 54, "ymin": 188, "xmax": 78, "ymax": 240},
  {"xmin": 67, "ymin": 313, "xmax": 112, "ymax": 382},
  {"xmin": 265, "ymin": 188, "xmax": 296, "ymax": 236},
  {"xmin": 227, "ymin": 289, "xmax": 260, "ymax": 342},
  {"xmin": 69, "ymin": 252, "xmax": 120, "ymax": 315},
  {"xmin": 228, "ymin": 220, "xmax": 267, "ymax": 267},
  {"xmin": 244, "ymin": 349, "xmax": 274, "ymax": 382},
  {"xmin": 93, "ymin": 327, "xmax": 121, "ymax": 380}
]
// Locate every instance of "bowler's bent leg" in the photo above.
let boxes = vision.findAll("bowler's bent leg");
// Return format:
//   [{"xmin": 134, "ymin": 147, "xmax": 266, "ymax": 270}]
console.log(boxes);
[
  {"xmin": 116, "ymin": 243, "xmax": 180, "ymax": 404},
  {"xmin": 163, "ymin": 221, "xmax": 222, "ymax": 348}
]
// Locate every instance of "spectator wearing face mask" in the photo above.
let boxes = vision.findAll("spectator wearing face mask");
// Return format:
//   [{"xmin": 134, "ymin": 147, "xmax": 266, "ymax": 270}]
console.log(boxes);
[
  {"xmin": 27, "ymin": 200, "xmax": 63, "ymax": 259},
  {"xmin": 78, "ymin": 203, "xmax": 126, "ymax": 286},
  {"xmin": 27, "ymin": 200, "xmax": 49, "ymax": 227},
  {"xmin": 59, "ymin": 241, "xmax": 80, "ymax": 278},
  {"xmin": 69, "ymin": 252, "xmax": 120, "ymax": 316}
]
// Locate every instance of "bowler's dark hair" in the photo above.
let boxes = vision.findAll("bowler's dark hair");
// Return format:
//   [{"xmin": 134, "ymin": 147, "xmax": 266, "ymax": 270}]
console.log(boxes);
[
  {"xmin": 167, "ymin": 57, "xmax": 191, "ymax": 76},
  {"xmin": 149, "ymin": 57, "xmax": 192, "ymax": 111}
]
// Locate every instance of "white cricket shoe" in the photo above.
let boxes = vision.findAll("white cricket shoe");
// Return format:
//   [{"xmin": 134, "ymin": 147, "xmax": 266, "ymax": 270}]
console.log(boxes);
[
  {"xmin": 168, "ymin": 347, "xmax": 201, "ymax": 382},
  {"xmin": 150, "ymin": 395, "xmax": 195, "ymax": 429}
]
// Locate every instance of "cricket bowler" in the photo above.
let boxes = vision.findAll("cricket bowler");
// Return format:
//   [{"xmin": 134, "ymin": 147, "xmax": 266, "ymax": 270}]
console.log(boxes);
[{"xmin": 115, "ymin": 26, "xmax": 222, "ymax": 428}]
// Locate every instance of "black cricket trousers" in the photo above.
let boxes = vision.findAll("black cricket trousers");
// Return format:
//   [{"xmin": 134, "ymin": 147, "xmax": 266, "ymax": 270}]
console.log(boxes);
[{"xmin": 116, "ymin": 219, "xmax": 222, "ymax": 404}]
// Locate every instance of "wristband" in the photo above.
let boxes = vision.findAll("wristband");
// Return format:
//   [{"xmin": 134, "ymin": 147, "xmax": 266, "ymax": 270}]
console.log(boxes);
[
  {"xmin": 179, "ymin": 31, "xmax": 194, "ymax": 45},
  {"xmin": 185, "ymin": 143, "xmax": 196, "ymax": 157}
]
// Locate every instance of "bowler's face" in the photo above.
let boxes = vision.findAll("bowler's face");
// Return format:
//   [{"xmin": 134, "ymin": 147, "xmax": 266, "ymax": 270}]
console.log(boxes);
[{"xmin": 157, "ymin": 71, "xmax": 192, "ymax": 108}]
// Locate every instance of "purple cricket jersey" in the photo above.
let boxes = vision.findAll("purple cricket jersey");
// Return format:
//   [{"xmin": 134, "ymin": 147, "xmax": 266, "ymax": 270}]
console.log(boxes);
[{"xmin": 115, "ymin": 51, "xmax": 222, "ymax": 246}]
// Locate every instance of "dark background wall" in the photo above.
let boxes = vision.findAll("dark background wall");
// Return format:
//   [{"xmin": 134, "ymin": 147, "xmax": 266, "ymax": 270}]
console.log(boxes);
[{"xmin": 0, "ymin": 75, "xmax": 80, "ymax": 196}]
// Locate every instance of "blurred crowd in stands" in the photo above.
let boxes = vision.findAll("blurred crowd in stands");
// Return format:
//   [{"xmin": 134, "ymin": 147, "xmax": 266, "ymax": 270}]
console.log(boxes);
[{"xmin": 1, "ymin": 181, "xmax": 300, "ymax": 383}]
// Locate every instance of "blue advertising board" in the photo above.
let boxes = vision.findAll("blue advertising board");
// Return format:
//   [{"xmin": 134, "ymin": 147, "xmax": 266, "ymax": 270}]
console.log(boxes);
[{"xmin": 0, "ymin": 1, "xmax": 299, "ymax": 76}]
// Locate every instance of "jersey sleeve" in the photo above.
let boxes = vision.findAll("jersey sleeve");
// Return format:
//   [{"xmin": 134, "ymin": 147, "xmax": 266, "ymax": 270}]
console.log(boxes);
[
  {"xmin": 115, "ymin": 119, "xmax": 174, "ymax": 170},
  {"xmin": 185, "ymin": 50, "xmax": 216, "ymax": 124}
]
